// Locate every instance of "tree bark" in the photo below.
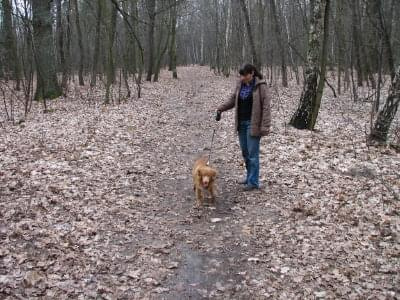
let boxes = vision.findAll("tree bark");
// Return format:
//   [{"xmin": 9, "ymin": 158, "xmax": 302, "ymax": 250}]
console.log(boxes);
[
  {"xmin": 56, "ymin": 0, "xmax": 67, "ymax": 91},
  {"xmin": 105, "ymin": 4, "xmax": 117, "ymax": 104},
  {"xmin": 145, "ymin": 0, "xmax": 156, "ymax": 81},
  {"xmin": 72, "ymin": 0, "xmax": 84, "ymax": 85},
  {"xmin": 356, "ymin": 0, "xmax": 376, "ymax": 89},
  {"xmin": 239, "ymin": 0, "xmax": 260, "ymax": 70},
  {"xmin": 375, "ymin": 0, "xmax": 395, "ymax": 80},
  {"xmin": 222, "ymin": 0, "xmax": 232, "ymax": 77},
  {"xmin": 289, "ymin": 0, "xmax": 329, "ymax": 130},
  {"xmin": 90, "ymin": 0, "xmax": 103, "ymax": 87},
  {"xmin": 32, "ymin": 0, "xmax": 62, "ymax": 100},
  {"xmin": 129, "ymin": 0, "xmax": 138, "ymax": 75},
  {"xmin": 310, "ymin": 0, "xmax": 330, "ymax": 129},
  {"xmin": 349, "ymin": 0, "xmax": 363, "ymax": 87},
  {"xmin": 335, "ymin": 0, "xmax": 343, "ymax": 95},
  {"xmin": 370, "ymin": 65, "xmax": 400, "ymax": 142},
  {"xmin": 213, "ymin": 0, "xmax": 221, "ymax": 74},
  {"xmin": 153, "ymin": 6, "xmax": 171, "ymax": 82},
  {"xmin": 168, "ymin": 0, "xmax": 178, "ymax": 78},
  {"xmin": 2, "ymin": 0, "xmax": 21, "ymax": 90},
  {"xmin": 256, "ymin": 0, "xmax": 264, "ymax": 68},
  {"xmin": 270, "ymin": 0, "xmax": 288, "ymax": 87},
  {"xmin": 284, "ymin": 0, "xmax": 300, "ymax": 85},
  {"xmin": 62, "ymin": 0, "xmax": 72, "ymax": 89}
]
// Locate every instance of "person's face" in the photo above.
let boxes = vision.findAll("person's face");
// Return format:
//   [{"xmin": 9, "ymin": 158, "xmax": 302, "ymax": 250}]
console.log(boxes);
[{"xmin": 240, "ymin": 72, "xmax": 253, "ymax": 84}]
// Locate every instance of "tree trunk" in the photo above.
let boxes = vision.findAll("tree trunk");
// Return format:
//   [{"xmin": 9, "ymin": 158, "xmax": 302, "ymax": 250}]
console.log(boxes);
[
  {"xmin": 349, "ymin": 0, "xmax": 363, "ymax": 87},
  {"xmin": 146, "ymin": 0, "xmax": 156, "ymax": 81},
  {"xmin": 289, "ymin": 0, "xmax": 329, "ymax": 130},
  {"xmin": 365, "ymin": 0, "xmax": 380, "ymax": 73},
  {"xmin": 105, "ymin": 4, "xmax": 117, "ymax": 104},
  {"xmin": 56, "ymin": 0, "xmax": 67, "ymax": 91},
  {"xmin": 375, "ymin": 0, "xmax": 395, "ymax": 80},
  {"xmin": 32, "ymin": 0, "xmax": 62, "ymax": 100},
  {"xmin": 64, "ymin": 0, "xmax": 72, "ymax": 89},
  {"xmin": 375, "ymin": 37, "xmax": 383, "ymax": 112},
  {"xmin": 200, "ymin": 26, "xmax": 204, "ymax": 66},
  {"xmin": 213, "ymin": 0, "xmax": 221, "ymax": 74},
  {"xmin": 335, "ymin": 0, "xmax": 343, "ymax": 95},
  {"xmin": 128, "ymin": 0, "xmax": 138, "ymax": 75},
  {"xmin": 310, "ymin": 0, "xmax": 330, "ymax": 129},
  {"xmin": 72, "ymin": 0, "xmax": 84, "ymax": 85},
  {"xmin": 90, "ymin": 0, "xmax": 103, "ymax": 87},
  {"xmin": 284, "ymin": 0, "xmax": 300, "ymax": 85},
  {"xmin": 2, "ymin": 0, "xmax": 21, "ymax": 90},
  {"xmin": 239, "ymin": 0, "xmax": 260, "ymax": 70},
  {"xmin": 168, "ymin": 0, "xmax": 178, "ymax": 79},
  {"xmin": 256, "ymin": 0, "xmax": 264, "ymax": 68},
  {"xmin": 154, "ymin": 9, "xmax": 171, "ymax": 82},
  {"xmin": 356, "ymin": 0, "xmax": 376, "ymax": 89},
  {"xmin": 270, "ymin": 0, "xmax": 288, "ymax": 87},
  {"xmin": 370, "ymin": 65, "xmax": 400, "ymax": 142},
  {"xmin": 222, "ymin": 0, "xmax": 232, "ymax": 77}
]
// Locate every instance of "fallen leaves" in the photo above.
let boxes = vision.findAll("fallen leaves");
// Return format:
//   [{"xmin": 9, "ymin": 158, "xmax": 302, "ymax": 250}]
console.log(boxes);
[
  {"xmin": 210, "ymin": 218, "xmax": 222, "ymax": 223},
  {"xmin": 0, "ymin": 66, "xmax": 399, "ymax": 299}
]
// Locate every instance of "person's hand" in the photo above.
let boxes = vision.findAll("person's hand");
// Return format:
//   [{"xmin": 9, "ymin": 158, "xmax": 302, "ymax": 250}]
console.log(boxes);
[{"xmin": 215, "ymin": 110, "xmax": 222, "ymax": 121}]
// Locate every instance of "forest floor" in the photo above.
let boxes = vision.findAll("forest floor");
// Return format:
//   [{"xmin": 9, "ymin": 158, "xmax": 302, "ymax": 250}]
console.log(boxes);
[{"xmin": 1, "ymin": 66, "xmax": 400, "ymax": 299}]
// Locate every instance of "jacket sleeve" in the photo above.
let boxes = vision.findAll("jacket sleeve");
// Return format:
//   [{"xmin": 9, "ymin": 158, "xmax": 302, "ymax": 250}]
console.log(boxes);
[
  {"xmin": 260, "ymin": 84, "xmax": 271, "ymax": 135},
  {"xmin": 218, "ymin": 85, "xmax": 237, "ymax": 112}
]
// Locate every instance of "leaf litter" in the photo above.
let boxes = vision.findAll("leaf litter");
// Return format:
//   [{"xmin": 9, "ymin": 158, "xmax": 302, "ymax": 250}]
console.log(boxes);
[{"xmin": 0, "ymin": 66, "xmax": 399, "ymax": 299}]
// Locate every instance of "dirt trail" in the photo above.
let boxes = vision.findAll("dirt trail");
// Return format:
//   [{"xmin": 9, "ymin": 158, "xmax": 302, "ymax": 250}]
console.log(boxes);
[
  {"xmin": 144, "ymin": 67, "xmax": 261, "ymax": 298},
  {"xmin": 1, "ymin": 66, "xmax": 399, "ymax": 299}
]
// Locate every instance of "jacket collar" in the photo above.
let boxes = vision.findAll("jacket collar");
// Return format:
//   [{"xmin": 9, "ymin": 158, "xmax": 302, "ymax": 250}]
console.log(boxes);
[
  {"xmin": 236, "ymin": 76, "xmax": 266, "ymax": 88},
  {"xmin": 254, "ymin": 76, "xmax": 267, "ymax": 86}
]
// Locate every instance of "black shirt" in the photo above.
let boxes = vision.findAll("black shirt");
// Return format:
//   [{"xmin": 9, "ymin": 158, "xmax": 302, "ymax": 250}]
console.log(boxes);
[{"xmin": 238, "ymin": 92, "xmax": 253, "ymax": 121}]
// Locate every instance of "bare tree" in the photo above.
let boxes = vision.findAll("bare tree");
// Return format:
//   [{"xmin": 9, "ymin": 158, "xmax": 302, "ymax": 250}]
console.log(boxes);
[
  {"xmin": 32, "ymin": 0, "xmax": 62, "ymax": 100},
  {"xmin": 168, "ymin": 0, "xmax": 178, "ymax": 79},
  {"xmin": 72, "ymin": 0, "xmax": 84, "ymax": 85},
  {"xmin": 105, "ymin": 3, "xmax": 117, "ymax": 103},
  {"xmin": 91, "ymin": 0, "xmax": 103, "ymax": 87},
  {"xmin": 2, "ymin": 0, "xmax": 21, "ymax": 90},
  {"xmin": 270, "ymin": 0, "xmax": 288, "ymax": 87},
  {"xmin": 239, "ymin": 0, "xmax": 260, "ymax": 70},
  {"xmin": 370, "ymin": 65, "xmax": 400, "ymax": 142},
  {"xmin": 146, "ymin": 0, "xmax": 156, "ymax": 81},
  {"xmin": 56, "ymin": 0, "xmax": 67, "ymax": 91},
  {"xmin": 289, "ymin": 0, "xmax": 330, "ymax": 130}
]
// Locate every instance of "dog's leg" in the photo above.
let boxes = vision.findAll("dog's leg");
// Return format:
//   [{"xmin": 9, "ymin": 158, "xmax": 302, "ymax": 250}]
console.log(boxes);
[
  {"xmin": 209, "ymin": 185, "xmax": 216, "ymax": 203},
  {"xmin": 196, "ymin": 187, "xmax": 203, "ymax": 206}
]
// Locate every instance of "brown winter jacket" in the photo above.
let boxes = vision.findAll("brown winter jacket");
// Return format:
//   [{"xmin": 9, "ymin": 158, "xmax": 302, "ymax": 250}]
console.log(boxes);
[{"xmin": 218, "ymin": 77, "xmax": 271, "ymax": 137}]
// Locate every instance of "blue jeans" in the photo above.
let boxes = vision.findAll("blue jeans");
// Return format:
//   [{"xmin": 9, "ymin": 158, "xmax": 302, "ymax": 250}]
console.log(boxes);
[{"xmin": 238, "ymin": 120, "xmax": 260, "ymax": 188}]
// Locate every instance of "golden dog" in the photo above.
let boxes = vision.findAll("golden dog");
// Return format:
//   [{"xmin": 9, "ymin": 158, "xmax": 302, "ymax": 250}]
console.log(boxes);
[{"xmin": 192, "ymin": 156, "xmax": 217, "ymax": 206}]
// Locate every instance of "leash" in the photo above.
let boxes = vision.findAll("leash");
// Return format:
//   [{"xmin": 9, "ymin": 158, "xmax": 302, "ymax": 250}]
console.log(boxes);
[{"xmin": 207, "ymin": 128, "xmax": 216, "ymax": 165}]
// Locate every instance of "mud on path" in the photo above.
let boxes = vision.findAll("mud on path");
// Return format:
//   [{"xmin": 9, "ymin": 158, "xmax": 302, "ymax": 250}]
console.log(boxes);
[{"xmin": 1, "ymin": 67, "xmax": 399, "ymax": 299}]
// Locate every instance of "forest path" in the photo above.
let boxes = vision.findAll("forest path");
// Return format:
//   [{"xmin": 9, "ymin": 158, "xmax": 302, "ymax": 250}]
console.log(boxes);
[
  {"xmin": 150, "ymin": 67, "xmax": 272, "ymax": 299},
  {"xmin": 1, "ymin": 67, "xmax": 399, "ymax": 299}
]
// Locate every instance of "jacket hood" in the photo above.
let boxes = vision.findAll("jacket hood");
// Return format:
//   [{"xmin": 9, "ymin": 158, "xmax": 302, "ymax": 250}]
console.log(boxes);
[
  {"xmin": 236, "ymin": 76, "xmax": 266, "ymax": 87},
  {"xmin": 254, "ymin": 76, "xmax": 267, "ymax": 86}
]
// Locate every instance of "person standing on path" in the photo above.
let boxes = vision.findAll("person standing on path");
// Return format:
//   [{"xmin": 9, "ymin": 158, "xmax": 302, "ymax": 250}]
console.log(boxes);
[{"xmin": 216, "ymin": 64, "xmax": 271, "ymax": 191}]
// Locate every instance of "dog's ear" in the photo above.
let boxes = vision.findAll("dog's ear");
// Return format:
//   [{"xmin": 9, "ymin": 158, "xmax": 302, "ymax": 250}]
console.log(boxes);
[
  {"xmin": 197, "ymin": 169, "xmax": 202, "ymax": 177},
  {"xmin": 210, "ymin": 169, "xmax": 217, "ymax": 178}
]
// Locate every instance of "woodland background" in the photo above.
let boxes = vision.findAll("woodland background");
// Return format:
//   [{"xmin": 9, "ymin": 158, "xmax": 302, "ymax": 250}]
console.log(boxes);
[{"xmin": 0, "ymin": 0, "xmax": 399, "ymax": 298}]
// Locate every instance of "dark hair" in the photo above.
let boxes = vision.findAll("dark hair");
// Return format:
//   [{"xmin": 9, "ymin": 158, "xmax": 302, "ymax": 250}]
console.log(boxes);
[{"xmin": 239, "ymin": 63, "xmax": 263, "ymax": 79}]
